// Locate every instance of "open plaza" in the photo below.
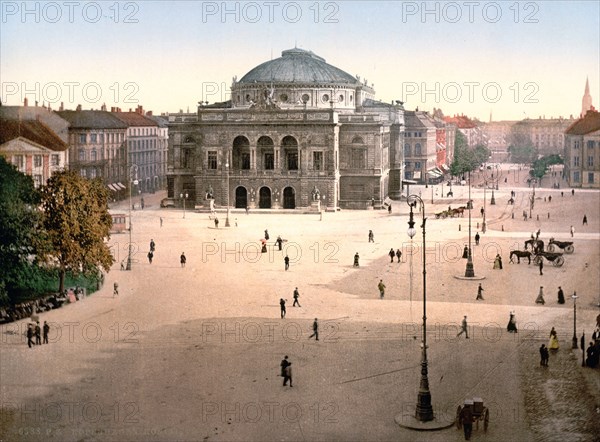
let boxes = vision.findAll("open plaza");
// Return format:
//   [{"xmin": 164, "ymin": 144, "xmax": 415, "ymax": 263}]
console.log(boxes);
[{"xmin": 1, "ymin": 166, "xmax": 599, "ymax": 441}]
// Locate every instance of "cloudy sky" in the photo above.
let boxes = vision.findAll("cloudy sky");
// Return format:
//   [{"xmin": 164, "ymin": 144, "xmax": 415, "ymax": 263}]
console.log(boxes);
[{"xmin": 1, "ymin": 1, "xmax": 598, "ymax": 120}]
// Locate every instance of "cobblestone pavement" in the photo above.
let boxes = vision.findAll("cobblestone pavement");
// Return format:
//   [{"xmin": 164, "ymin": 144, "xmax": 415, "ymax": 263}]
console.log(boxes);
[{"xmin": 519, "ymin": 338, "xmax": 600, "ymax": 442}]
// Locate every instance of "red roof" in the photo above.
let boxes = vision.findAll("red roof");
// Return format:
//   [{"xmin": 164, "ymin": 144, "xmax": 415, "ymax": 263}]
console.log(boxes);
[
  {"xmin": 0, "ymin": 118, "xmax": 68, "ymax": 151},
  {"xmin": 565, "ymin": 110, "xmax": 600, "ymax": 135},
  {"xmin": 443, "ymin": 115, "xmax": 477, "ymax": 129},
  {"xmin": 111, "ymin": 112, "xmax": 158, "ymax": 127}
]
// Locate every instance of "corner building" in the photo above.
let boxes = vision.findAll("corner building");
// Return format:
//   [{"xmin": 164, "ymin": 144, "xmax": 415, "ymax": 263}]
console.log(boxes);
[{"xmin": 167, "ymin": 48, "xmax": 407, "ymax": 210}]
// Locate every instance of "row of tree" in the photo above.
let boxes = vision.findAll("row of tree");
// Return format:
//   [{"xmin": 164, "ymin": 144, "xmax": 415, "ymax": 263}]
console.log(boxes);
[{"xmin": 0, "ymin": 157, "xmax": 114, "ymax": 305}]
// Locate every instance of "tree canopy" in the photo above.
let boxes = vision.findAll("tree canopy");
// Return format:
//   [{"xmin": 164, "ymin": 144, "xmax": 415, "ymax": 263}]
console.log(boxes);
[
  {"xmin": 40, "ymin": 171, "xmax": 114, "ymax": 293},
  {"xmin": 450, "ymin": 131, "xmax": 491, "ymax": 176},
  {"xmin": 530, "ymin": 154, "xmax": 564, "ymax": 181},
  {"xmin": 0, "ymin": 157, "xmax": 44, "ymax": 303}
]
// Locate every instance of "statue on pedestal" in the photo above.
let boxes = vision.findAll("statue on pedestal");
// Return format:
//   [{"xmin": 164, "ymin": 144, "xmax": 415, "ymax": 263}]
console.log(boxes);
[{"xmin": 311, "ymin": 186, "xmax": 320, "ymax": 202}]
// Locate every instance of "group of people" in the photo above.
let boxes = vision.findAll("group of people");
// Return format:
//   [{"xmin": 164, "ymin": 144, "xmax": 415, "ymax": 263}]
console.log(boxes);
[
  {"xmin": 147, "ymin": 239, "xmax": 156, "ymax": 264},
  {"xmin": 26, "ymin": 321, "xmax": 50, "ymax": 348},
  {"xmin": 388, "ymin": 248, "xmax": 402, "ymax": 263}
]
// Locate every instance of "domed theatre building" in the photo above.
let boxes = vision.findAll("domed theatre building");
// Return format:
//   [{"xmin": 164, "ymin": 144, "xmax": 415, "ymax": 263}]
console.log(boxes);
[{"xmin": 167, "ymin": 48, "xmax": 411, "ymax": 210}]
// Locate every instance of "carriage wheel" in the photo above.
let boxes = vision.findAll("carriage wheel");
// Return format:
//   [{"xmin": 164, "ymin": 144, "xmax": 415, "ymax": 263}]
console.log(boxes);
[
  {"xmin": 533, "ymin": 256, "xmax": 542, "ymax": 265},
  {"xmin": 565, "ymin": 245, "xmax": 574, "ymax": 254},
  {"xmin": 456, "ymin": 405, "xmax": 463, "ymax": 429},
  {"xmin": 484, "ymin": 408, "xmax": 489, "ymax": 432},
  {"xmin": 547, "ymin": 244, "xmax": 555, "ymax": 252},
  {"xmin": 554, "ymin": 256, "xmax": 565, "ymax": 267}
]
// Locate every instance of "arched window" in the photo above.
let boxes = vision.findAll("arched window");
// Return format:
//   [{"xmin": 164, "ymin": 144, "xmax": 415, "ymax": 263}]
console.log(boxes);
[
  {"xmin": 404, "ymin": 143, "xmax": 411, "ymax": 156},
  {"xmin": 352, "ymin": 136, "xmax": 364, "ymax": 144},
  {"xmin": 415, "ymin": 143, "xmax": 422, "ymax": 156}
]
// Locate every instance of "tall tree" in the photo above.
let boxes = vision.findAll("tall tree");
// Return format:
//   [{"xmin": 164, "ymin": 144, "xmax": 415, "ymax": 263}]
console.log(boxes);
[
  {"xmin": 450, "ymin": 131, "xmax": 485, "ymax": 176},
  {"xmin": 0, "ymin": 157, "xmax": 44, "ymax": 304},
  {"xmin": 40, "ymin": 171, "xmax": 114, "ymax": 293}
]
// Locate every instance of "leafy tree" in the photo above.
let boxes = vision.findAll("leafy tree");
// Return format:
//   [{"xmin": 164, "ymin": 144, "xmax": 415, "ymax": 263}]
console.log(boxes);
[
  {"xmin": 530, "ymin": 154, "xmax": 564, "ymax": 181},
  {"xmin": 507, "ymin": 122, "xmax": 537, "ymax": 163},
  {"xmin": 450, "ymin": 132, "xmax": 490, "ymax": 176},
  {"xmin": 40, "ymin": 171, "xmax": 114, "ymax": 293},
  {"xmin": 0, "ymin": 157, "xmax": 45, "ymax": 304},
  {"xmin": 508, "ymin": 144, "xmax": 537, "ymax": 164}
]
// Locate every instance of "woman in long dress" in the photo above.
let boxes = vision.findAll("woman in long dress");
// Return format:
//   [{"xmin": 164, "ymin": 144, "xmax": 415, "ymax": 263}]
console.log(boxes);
[
  {"xmin": 548, "ymin": 327, "xmax": 560, "ymax": 351},
  {"xmin": 507, "ymin": 312, "xmax": 518, "ymax": 333}
]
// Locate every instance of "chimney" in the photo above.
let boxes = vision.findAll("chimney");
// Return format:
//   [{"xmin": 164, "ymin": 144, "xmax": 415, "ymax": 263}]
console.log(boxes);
[
  {"xmin": 146, "ymin": 110, "xmax": 153, "ymax": 116},
  {"xmin": 24, "ymin": 98, "xmax": 29, "ymax": 107},
  {"xmin": 35, "ymin": 101, "xmax": 38, "ymax": 107},
  {"xmin": 129, "ymin": 108, "xmax": 132, "ymax": 112},
  {"xmin": 76, "ymin": 104, "xmax": 82, "ymax": 111},
  {"xmin": 59, "ymin": 102, "xmax": 64, "ymax": 111},
  {"xmin": 101, "ymin": 103, "xmax": 107, "ymax": 111}
]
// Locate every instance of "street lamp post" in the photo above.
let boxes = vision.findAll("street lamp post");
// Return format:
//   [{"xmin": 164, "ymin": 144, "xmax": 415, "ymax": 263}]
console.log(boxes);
[
  {"xmin": 180, "ymin": 193, "xmax": 188, "ymax": 218},
  {"xmin": 571, "ymin": 292, "xmax": 578, "ymax": 349},
  {"xmin": 225, "ymin": 161, "xmax": 231, "ymax": 227},
  {"xmin": 126, "ymin": 164, "xmax": 138, "ymax": 271},
  {"xmin": 529, "ymin": 179, "xmax": 536, "ymax": 219},
  {"xmin": 465, "ymin": 171, "xmax": 475, "ymax": 277},
  {"xmin": 406, "ymin": 194, "xmax": 434, "ymax": 422}
]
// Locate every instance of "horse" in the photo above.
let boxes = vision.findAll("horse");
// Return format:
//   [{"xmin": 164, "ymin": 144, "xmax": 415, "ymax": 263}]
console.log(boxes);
[
  {"xmin": 510, "ymin": 250, "xmax": 531, "ymax": 264},
  {"xmin": 524, "ymin": 239, "xmax": 544, "ymax": 253}
]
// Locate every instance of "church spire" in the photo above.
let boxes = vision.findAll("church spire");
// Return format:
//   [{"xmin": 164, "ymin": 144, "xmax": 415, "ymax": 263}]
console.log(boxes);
[{"xmin": 581, "ymin": 76, "xmax": 593, "ymax": 117}]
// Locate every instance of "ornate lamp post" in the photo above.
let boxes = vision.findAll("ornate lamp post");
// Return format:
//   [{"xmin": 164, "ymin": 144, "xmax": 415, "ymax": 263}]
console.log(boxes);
[
  {"xmin": 225, "ymin": 161, "xmax": 231, "ymax": 227},
  {"xmin": 465, "ymin": 171, "xmax": 475, "ymax": 277},
  {"xmin": 126, "ymin": 164, "xmax": 138, "ymax": 271},
  {"xmin": 406, "ymin": 194, "xmax": 434, "ymax": 422},
  {"xmin": 571, "ymin": 292, "xmax": 578, "ymax": 349},
  {"xmin": 180, "ymin": 192, "xmax": 188, "ymax": 218}
]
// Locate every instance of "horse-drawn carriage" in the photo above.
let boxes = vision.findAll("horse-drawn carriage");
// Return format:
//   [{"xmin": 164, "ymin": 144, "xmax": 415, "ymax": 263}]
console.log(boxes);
[
  {"xmin": 456, "ymin": 398, "xmax": 490, "ymax": 432},
  {"xmin": 435, "ymin": 206, "xmax": 466, "ymax": 219},
  {"xmin": 547, "ymin": 238, "xmax": 574, "ymax": 254},
  {"xmin": 533, "ymin": 251, "xmax": 565, "ymax": 267}
]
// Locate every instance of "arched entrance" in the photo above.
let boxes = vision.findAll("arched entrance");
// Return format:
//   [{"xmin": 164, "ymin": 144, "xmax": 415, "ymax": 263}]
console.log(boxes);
[
  {"xmin": 235, "ymin": 186, "xmax": 247, "ymax": 208},
  {"xmin": 283, "ymin": 187, "xmax": 295, "ymax": 209},
  {"xmin": 259, "ymin": 187, "xmax": 272, "ymax": 209}
]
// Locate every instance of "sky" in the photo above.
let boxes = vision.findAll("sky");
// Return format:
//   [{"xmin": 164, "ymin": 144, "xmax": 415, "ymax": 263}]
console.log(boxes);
[{"xmin": 1, "ymin": 1, "xmax": 598, "ymax": 121}]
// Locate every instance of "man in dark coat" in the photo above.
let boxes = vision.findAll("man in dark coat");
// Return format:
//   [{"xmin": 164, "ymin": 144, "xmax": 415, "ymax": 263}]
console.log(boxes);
[
  {"xmin": 388, "ymin": 248, "xmax": 395, "ymax": 263},
  {"xmin": 309, "ymin": 318, "xmax": 319, "ymax": 341},
  {"xmin": 284, "ymin": 255, "xmax": 290, "ymax": 271},
  {"xmin": 459, "ymin": 404, "xmax": 474, "ymax": 440},
  {"xmin": 27, "ymin": 324, "xmax": 34, "ymax": 348},
  {"xmin": 475, "ymin": 232, "xmax": 480, "ymax": 245},
  {"xmin": 43, "ymin": 321, "xmax": 49, "ymax": 344},
  {"xmin": 280, "ymin": 298, "xmax": 286, "ymax": 318},
  {"xmin": 34, "ymin": 322, "xmax": 41, "ymax": 345},
  {"xmin": 557, "ymin": 287, "xmax": 565, "ymax": 304},
  {"xmin": 281, "ymin": 356, "xmax": 292, "ymax": 387},
  {"xmin": 396, "ymin": 249, "xmax": 402, "ymax": 263},
  {"xmin": 292, "ymin": 288, "xmax": 301, "ymax": 307}
]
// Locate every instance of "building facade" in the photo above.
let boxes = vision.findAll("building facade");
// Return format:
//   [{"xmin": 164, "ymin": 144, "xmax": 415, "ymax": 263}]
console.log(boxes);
[
  {"xmin": 564, "ymin": 110, "xmax": 600, "ymax": 188},
  {"xmin": 167, "ymin": 48, "xmax": 410, "ymax": 210}
]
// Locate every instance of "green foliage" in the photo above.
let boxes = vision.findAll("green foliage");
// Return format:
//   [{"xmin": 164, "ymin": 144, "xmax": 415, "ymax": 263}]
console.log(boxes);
[
  {"xmin": 0, "ymin": 157, "xmax": 46, "ymax": 302},
  {"xmin": 450, "ymin": 132, "xmax": 490, "ymax": 176},
  {"xmin": 40, "ymin": 171, "xmax": 114, "ymax": 292},
  {"xmin": 530, "ymin": 155, "xmax": 565, "ymax": 181},
  {"xmin": 508, "ymin": 144, "xmax": 537, "ymax": 164}
]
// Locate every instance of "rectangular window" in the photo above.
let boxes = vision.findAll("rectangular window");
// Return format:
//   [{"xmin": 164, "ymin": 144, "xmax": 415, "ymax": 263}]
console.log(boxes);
[
  {"xmin": 287, "ymin": 152, "xmax": 298, "ymax": 170},
  {"xmin": 33, "ymin": 175, "xmax": 43, "ymax": 187},
  {"xmin": 99, "ymin": 134, "xmax": 104, "ymax": 142},
  {"xmin": 573, "ymin": 156, "xmax": 580, "ymax": 167},
  {"xmin": 241, "ymin": 153, "xmax": 251, "ymax": 170},
  {"xmin": 588, "ymin": 172, "xmax": 595, "ymax": 184},
  {"xmin": 79, "ymin": 150, "xmax": 85, "ymax": 161},
  {"xmin": 91, "ymin": 134, "xmax": 97, "ymax": 143},
  {"xmin": 13, "ymin": 155, "xmax": 24, "ymax": 170},
  {"xmin": 313, "ymin": 151, "xmax": 323, "ymax": 170},
  {"xmin": 415, "ymin": 162, "xmax": 421, "ymax": 169},
  {"xmin": 51, "ymin": 154, "xmax": 60, "ymax": 166},
  {"xmin": 207, "ymin": 151, "xmax": 217, "ymax": 169},
  {"xmin": 573, "ymin": 171, "xmax": 580, "ymax": 182},
  {"xmin": 79, "ymin": 134, "xmax": 86, "ymax": 143},
  {"xmin": 588, "ymin": 156, "xmax": 594, "ymax": 167},
  {"xmin": 264, "ymin": 153, "xmax": 274, "ymax": 170},
  {"xmin": 350, "ymin": 149, "xmax": 366, "ymax": 169},
  {"xmin": 587, "ymin": 140, "xmax": 594, "ymax": 149},
  {"xmin": 34, "ymin": 155, "xmax": 42, "ymax": 167}
]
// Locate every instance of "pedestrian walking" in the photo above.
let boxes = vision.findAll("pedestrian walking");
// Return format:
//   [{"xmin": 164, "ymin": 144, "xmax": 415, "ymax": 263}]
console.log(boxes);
[
  {"xmin": 457, "ymin": 316, "xmax": 469, "ymax": 339},
  {"xmin": 475, "ymin": 232, "xmax": 480, "ymax": 245},
  {"xmin": 583, "ymin": 214, "xmax": 588, "ymax": 225},
  {"xmin": 43, "ymin": 321, "xmax": 49, "ymax": 344},
  {"xmin": 284, "ymin": 255, "xmax": 290, "ymax": 271},
  {"xmin": 280, "ymin": 298, "xmax": 286, "ymax": 318},
  {"xmin": 180, "ymin": 252, "xmax": 186, "ymax": 268},
  {"xmin": 493, "ymin": 254, "xmax": 501, "ymax": 269},
  {"xmin": 113, "ymin": 282, "xmax": 119, "ymax": 297},
  {"xmin": 462, "ymin": 245, "xmax": 469, "ymax": 259},
  {"xmin": 293, "ymin": 288, "xmax": 301, "ymax": 307},
  {"xmin": 281, "ymin": 356, "xmax": 292, "ymax": 387},
  {"xmin": 388, "ymin": 204, "xmax": 392, "ymax": 214},
  {"xmin": 276, "ymin": 236, "xmax": 283, "ymax": 251},
  {"xmin": 353, "ymin": 252, "xmax": 360, "ymax": 267},
  {"xmin": 35, "ymin": 322, "xmax": 41, "ymax": 345},
  {"xmin": 160, "ymin": 217, "xmax": 163, "ymax": 227},
  {"xmin": 548, "ymin": 195, "xmax": 552, "ymax": 203},
  {"xmin": 245, "ymin": 206, "xmax": 249, "ymax": 215},
  {"xmin": 535, "ymin": 286, "xmax": 545, "ymax": 304},
  {"xmin": 141, "ymin": 197, "xmax": 145, "ymax": 209},
  {"xmin": 368, "ymin": 230, "xmax": 374, "ymax": 243},
  {"xmin": 147, "ymin": 250, "xmax": 153, "ymax": 264},
  {"xmin": 570, "ymin": 225, "xmax": 575, "ymax": 237},
  {"xmin": 557, "ymin": 286, "xmax": 565, "ymax": 304},
  {"xmin": 27, "ymin": 323, "xmax": 34, "ymax": 348},
  {"xmin": 309, "ymin": 318, "xmax": 319, "ymax": 341},
  {"xmin": 396, "ymin": 249, "xmax": 402, "ymax": 263},
  {"xmin": 120, "ymin": 261, "xmax": 125, "ymax": 271},
  {"xmin": 476, "ymin": 283, "xmax": 484, "ymax": 300},
  {"xmin": 548, "ymin": 327, "xmax": 559, "ymax": 351},
  {"xmin": 459, "ymin": 403, "xmax": 474, "ymax": 440},
  {"xmin": 388, "ymin": 248, "xmax": 395, "ymax": 263},
  {"xmin": 538, "ymin": 258, "xmax": 543, "ymax": 275},
  {"xmin": 264, "ymin": 229, "xmax": 270, "ymax": 240},
  {"xmin": 571, "ymin": 188, "xmax": 575, "ymax": 196},
  {"xmin": 539, "ymin": 344, "xmax": 549, "ymax": 366},
  {"xmin": 507, "ymin": 311, "xmax": 518, "ymax": 333},
  {"xmin": 214, "ymin": 217, "xmax": 219, "ymax": 228},
  {"xmin": 378, "ymin": 279, "xmax": 386, "ymax": 299},
  {"xmin": 150, "ymin": 239, "xmax": 155, "ymax": 252},
  {"xmin": 523, "ymin": 210, "xmax": 527, "ymax": 221}
]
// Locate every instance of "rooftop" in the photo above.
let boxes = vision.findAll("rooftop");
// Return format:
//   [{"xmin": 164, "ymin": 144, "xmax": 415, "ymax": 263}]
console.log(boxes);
[
  {"xmin": 56, "ymin": 110, "xmax": 128, "ymax": 130},
  {"xmin": 0, "ymin": 118, "xmax": 68, "ymax": 151}
]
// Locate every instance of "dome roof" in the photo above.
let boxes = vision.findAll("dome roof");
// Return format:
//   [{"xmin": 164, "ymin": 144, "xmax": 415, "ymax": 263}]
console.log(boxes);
[{"xmin": 238, "ymin": 48, "xmax": 358, "ymax": 85}]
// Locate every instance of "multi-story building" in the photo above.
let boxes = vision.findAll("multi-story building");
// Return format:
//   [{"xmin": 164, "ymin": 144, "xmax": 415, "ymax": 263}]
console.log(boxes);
[
  {"xmin": 167, "ymin": 48, "xmax": 408, "ymax": 210},
  {"xmin": 0, "ymin": 115, "xmax": 69, "ymax": 187},
  {"xmin": 443, "ymin": 114, "xmax": 485, "ymax": 148},
  {"xmin": 147, "ymin": 115, "xmax": 169, "ymax": 191},
  {"xmin": 112, "ymin": 108, "xmax": 162, "ymax": 193},
  {"xmin": 509, "ymin": 117, "xmax": 575, "ymax": 156},
  {"xmin": 564, "ymin": 110, "xmax": 600, "ymax": 188},
  {"xmin": 403, "ymin": 111, "xmax": 440, "ymax": 183},
  {"xmin": 56, "ymin": 108, "xmax": 129, "ymax": 192}
]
